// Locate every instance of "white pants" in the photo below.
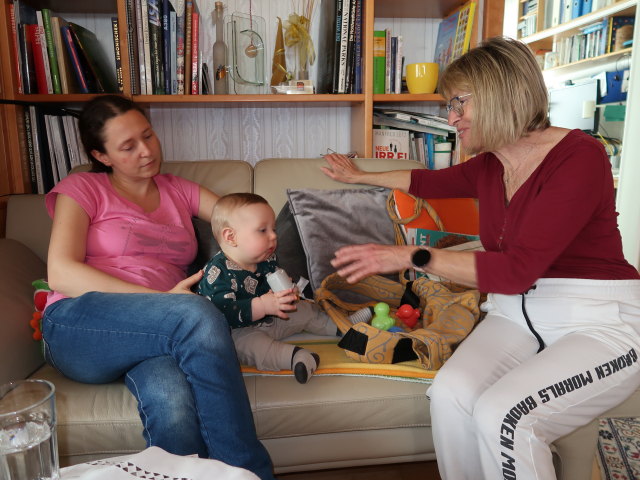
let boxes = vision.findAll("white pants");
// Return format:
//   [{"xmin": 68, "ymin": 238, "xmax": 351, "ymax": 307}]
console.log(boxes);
[{"xmin": 428, "ymin": 278, "xmax": 640, "ymax": 480}]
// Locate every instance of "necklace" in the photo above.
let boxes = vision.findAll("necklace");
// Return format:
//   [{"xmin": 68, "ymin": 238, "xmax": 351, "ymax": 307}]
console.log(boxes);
[{"xmin": 501, "ymin": 142, "xmax": 539, "ymax": 201}]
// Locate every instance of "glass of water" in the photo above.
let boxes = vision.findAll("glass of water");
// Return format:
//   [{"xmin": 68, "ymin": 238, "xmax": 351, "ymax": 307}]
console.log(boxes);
[{"xmin": 0, "ymin": 379, "xmax": 59, "ymax": 480}]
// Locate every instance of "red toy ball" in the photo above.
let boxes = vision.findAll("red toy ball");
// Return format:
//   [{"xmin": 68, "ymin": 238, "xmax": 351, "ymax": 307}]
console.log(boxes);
[{"xmin": 396, "ymin": 304, "xmax": 420, "ymax": 328}]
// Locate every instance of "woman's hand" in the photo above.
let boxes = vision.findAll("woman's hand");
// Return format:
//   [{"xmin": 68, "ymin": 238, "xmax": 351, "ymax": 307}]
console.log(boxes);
[
  {"xmin": 320, "ymin": 153, "xmax": 365, "ymax": 184},
  {"xmin": 331, "ymin": 244, "xmax": 415, "ymax": 283},
  {"xmin": 259, "ymin": 289, "xmax": 298, "ymax": 319},
  {"xmin": 167, "ymin": 270, "xmax": 204, "ymax": 294}
]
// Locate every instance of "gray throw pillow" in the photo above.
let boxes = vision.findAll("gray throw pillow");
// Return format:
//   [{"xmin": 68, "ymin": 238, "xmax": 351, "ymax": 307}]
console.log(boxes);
[
  {"xmin": 189, "ymin": 217, "xmax": 220, "ymax": 276},
  {"xmin": 286, "ymin": 187, "xmax": 396, "ymax": 291}
]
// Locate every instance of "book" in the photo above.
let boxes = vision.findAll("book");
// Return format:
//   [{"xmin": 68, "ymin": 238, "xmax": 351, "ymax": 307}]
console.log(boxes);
[
  {"xmin": 22, "ymin": 109, "xmax": 38, "ymax": 193},
  {"xmin": 19, "ymin": 23, "xmax": 37, "ymax": 94},
  {"xmin": 45, "ymin": 114, "xmax": 70, "ymax": 181},
  {"xmin": 60, "ymin": 24, "xmax": 90, "ymax": 93},
  {"xmin": 190, "ymin": 7, "xmax": 199, "ymax": 94},
  {"xmin": 111, "ymin": 17, "xmax": 124, "ymax": 93},
  {"xmin": 162, "ymin": 0, "xmax": 172, "ymax": 94},
  {"xmin": 337, "ymin": 0, "xmax": 351, "ymax": 93},
  {"xmin": 352, "ymin": 0, "xmax": 363, "ymax": 94},
  {"xmin": 315, "ymin": 0, "xmax": 338, "ymax": 94},
  {"xmin": 372, "ymin": 30, "xmax": 386, "ymax": 94},
  {"xmin": 384, "ymin": 29, "xmax": 391, "ymax": 94},
  {"xmin": 170, "ymin": 10, "xmax": 177, "ymax": 94},
  {"xmin": 389, "ymin": 36, "xmax": 397, "ymax": 93},
  {"xmin": 28, "ymin": 24, "xmax": 50, "ymax": 94},
  {"xmin": 68, "ymin": 22, "xmax": 118, "ymax": 93},
  {"xmin": 331, "ymin": 0, "xmax": 344, "ymax": 93},
  {"xmin": 35, "ymin": 12, "xmax": 53, "ymax": 93},
  {"xmin": 433, "ymin": 1, "xmax": 476, "ymax": 73},
  {"xmin": 148, "ymin": 0, "xmax": 165, "ymax": 94},
  {"xmin": 50, "ymin": 15, "xmax": 78, "ymax": 94},
  {"xmin": 344, "ymin": 0, "xmax": 357, "ymax": 93},
  {"xmin": 170, "ymin": 0, "xmax": 186, "ymax": 95},
  {"xmin": 372, "ymin": 128, "xmax": 411, "ymax": 160},
  {"xmin": 27, "ymin": 106, "xmax": 45, "ymax": 194},
  {"xmin": 8, "ymin": 2, "xmax": 23, "ymax": 94},
  {"xmin": 125, "ymin": 0, "xmax": 140, "ymax": 94},
  {"xmin": 184, "ymin": 0, "xmax": 193, "ymax": 94},
  {"xmin": 41, "ymin": 9, "xmax": 62, "ymax": 94},
  {"xmin": 61, "ymin": 115, "xmax": 81, "ymax": 169},
  {"xmin": 394, "ymin": 35, "xmax": 403, "ymax": 94},
  {"xmin": 43, "ymin": 114, "xmax": 60, "ymax": 184},
  {"xmin": 139, "ymin": 0, "xmax": 153, "ymax": 94},
  {"xmin": 374, "ymin": 108, "xmax": 456, "ymax": 133}
]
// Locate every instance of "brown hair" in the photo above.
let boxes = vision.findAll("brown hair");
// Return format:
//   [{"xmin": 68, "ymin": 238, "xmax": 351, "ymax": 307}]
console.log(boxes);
[
  {"xmin": 211, "ymin": 193, "xmax": 270, "ymax": 242},
  {"xmin": 78, "ymin": 95, "xmax": 147, "ymax": 172},
  {"xmin": 438, "ymin": 36, "xmax": 550, "ymax": 153}
]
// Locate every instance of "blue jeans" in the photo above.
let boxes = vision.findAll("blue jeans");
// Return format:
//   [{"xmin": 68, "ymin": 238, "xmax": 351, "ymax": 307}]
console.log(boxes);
[{"xmin": 42, "ymin": 292, "xmax": 275, "ymax": 480}]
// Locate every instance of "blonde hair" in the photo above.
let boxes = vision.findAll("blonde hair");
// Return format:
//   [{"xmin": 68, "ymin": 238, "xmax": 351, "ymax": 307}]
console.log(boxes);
[
  {"xmin": 438, "ymin": 36, "xmax": 550, "ymax": 153},
  {"xmin": 211, "ymin": 193, "xmax": 269, "ymax": 242}
]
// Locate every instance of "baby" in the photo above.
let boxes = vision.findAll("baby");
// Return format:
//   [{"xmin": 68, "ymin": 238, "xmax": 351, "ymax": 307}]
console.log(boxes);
[{"xmin": 197, "ymin": 193, "xmax": 339, "ymax": 383}]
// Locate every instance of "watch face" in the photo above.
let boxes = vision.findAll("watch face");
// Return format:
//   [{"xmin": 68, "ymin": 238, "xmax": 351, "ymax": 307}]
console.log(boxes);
[{"xmin": 412, "ymin": 248, "xmax": 431, "ymax": 268}]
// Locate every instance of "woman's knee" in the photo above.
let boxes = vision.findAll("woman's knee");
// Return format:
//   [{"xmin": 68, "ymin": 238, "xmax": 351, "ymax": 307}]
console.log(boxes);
[{"xmin": 172, "ymin": 295, "xmax": 230, "ymax": 333}]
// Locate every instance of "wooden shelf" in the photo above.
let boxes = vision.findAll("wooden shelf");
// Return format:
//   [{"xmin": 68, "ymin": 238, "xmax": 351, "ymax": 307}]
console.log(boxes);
[
  {"xmin": 133, "ymin": 94, "xmax": 366, "ymax": 105},
  {"xmin": 373, "ymin": 93, "xmax": 446, "ymax": 103},
  {"xmin": 542, "ymin": 48, "xmax": 632, "ymax": 77}
]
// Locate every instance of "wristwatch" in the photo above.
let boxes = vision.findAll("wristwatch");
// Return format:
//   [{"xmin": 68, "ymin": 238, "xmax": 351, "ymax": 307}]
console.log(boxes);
[{"xmin": 411, "ymin": 247, "xmax": 432, "ymax": 269}]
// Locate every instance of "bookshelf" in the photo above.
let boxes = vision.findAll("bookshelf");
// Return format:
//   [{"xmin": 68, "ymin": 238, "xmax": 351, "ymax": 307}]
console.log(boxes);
[{"xmin": 0, "ymin": 0, "xmax": 497, "ymax": 228}]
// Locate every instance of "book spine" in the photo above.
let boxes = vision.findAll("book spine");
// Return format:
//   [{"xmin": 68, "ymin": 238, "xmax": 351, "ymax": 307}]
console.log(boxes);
[
  {"xmin": 337, "ymin": 0, "xmax": 351, "ymax": 93},
  {"xmin": 51, "ymin": 16, "xmax": 73, "ymax": 94},
  {"xmin": 28, "ymin": 106, "xmax": 45, "ymax": 194},
  {"xmin": 331, "ymin": 0, "xmax": 343, "ymax": 94},
  {"xmin": 8, "ymin": 3, "xmax": 24, "ymax": 94},
  {"xmin": 61, "ymin": 116, "xmax": 79, "ymax": 169},
  {"xmin": 352, "ymin": 0, "xmax": 363, "ymax": 94},
  {"xmin": 30, "ymin": 25, "xmax": 49, "ymax": 94},
  {"xmin": 344, "ymin": 0, "xmax": 357, "ymax": 94},
  {"xmin": 384, "ymin": 29, "xmax": 391, "ymax": 94},
  {"xmin": 43, "ymin": 115, "xmax": 60, "ymax": 185},
  {"xmin": 61, "ymin": 25, "xmax": 89, "ymax": 93},
  {"xmin": 190, "ymin": 10, "xmax": 199, "ymax": 94},
  {"xmin": 147, "ymin": 0, "xmax": 164, "ymax": 94},
  {"xmin": 390, "ymin": 36, "xmax": 397, "ymax": 93},
  {"xmin": 162, "ymin": 0, "xmax": 171, "ymax": 94},
  {"xmin": 372, "ymin": 30, "xmax": 385, "ymax": 94},
  {"xmin": 19, "ymin": 24, "xmax": 37, "ymax": 94},
  {"xmin": 140, "ymin": 0, "xmax": 153, "ymax": 94},
  {"xmin": 394, "ymin": 35, "xmax": 403, "ymax": 94},
  {"xmin": 41, "ymin": 9, "xmax": 61, "ymax": 94},
  {"xmin": 170, "ymin": 11, "xmax": 177, "ymax": 94},
  {"xmin": 176, "ymin": 4, "xmax": 185, "ymax": 94},
  {"xmin": 135, "ymin": 0, "xmax": 147, "ymax": 94},
  {"xmin": 111, "ymin": 18, "xmax": 124, "ymax": 92},
  {"xmin": 35, "ymin": 12, "xmax": 53, "ymax": 93},
  {"xmin": 22, "ymin": 109, "xmax": 37, "ymax": 192},
  {"xmin": 184, "ymin": 0, "xmax": 193, "ymax": 94},
  {"xmin": 125, "ymin": 0, "xmax": 140, "ymax": 95}
]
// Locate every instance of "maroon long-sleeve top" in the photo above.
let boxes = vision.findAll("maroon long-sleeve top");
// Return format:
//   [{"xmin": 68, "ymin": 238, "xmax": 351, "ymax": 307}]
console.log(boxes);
[{"xmin": 409, "ymin": 129, "xmax": 639, "ymax": 294}]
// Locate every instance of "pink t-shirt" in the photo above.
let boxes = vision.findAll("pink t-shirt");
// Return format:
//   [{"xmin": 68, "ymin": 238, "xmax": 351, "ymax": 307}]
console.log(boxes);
[{"xmin": 45, "ymin": 172, "xmax": 200, "ymax": 308}]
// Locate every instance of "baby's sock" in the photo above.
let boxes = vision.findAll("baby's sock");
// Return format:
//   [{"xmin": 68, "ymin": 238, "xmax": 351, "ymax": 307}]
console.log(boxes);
[
  {"xmin": 291, "ymin": 347, "xmax": 320, "ymax": 384},
  {"xmin": 348, "ymin": 306, "xmax": 374, "ymax": 325}
]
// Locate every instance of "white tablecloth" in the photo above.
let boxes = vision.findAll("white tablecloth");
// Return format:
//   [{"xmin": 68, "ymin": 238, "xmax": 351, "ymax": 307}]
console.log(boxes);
[{"xmin": 60, "ymin": 446, "xmax": 260, "ymax": 480}]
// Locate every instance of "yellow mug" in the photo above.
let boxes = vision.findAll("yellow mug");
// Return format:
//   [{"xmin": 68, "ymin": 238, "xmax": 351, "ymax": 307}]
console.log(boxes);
[{"xmin": 406, "ymin": 62, "xmax": 439, "ymax": 94}]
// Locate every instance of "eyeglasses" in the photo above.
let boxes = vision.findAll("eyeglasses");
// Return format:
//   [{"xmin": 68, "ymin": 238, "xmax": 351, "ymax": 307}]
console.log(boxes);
[{"xmin": 445, "ymin": 94, "xmax": 473, "ymax": 116}]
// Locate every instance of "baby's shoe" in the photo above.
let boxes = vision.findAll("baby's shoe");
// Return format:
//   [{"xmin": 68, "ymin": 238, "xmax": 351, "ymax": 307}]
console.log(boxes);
[{"xmin": 292, "ymin": 347, "xmax": 320, "ymax": 384}]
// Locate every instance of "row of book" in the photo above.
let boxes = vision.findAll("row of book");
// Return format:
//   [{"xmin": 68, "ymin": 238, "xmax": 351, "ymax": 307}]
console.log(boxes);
[
  {"xmin": 126, "ymin": 0, "xmax": 202, "ymax": 95},
  {"xmin": 520, "ymin": 0, "xmax": 619, "ymax": 38},
  {"xmin": 8, "ymin": 1, "xmax": 119, "ymax": 94},
  {"xmin": 373, "ymin": 30, "xmax": 404, "ymax": 94},
  {"xmin": 544, "ymin": 15, "xmax": 634, "ymax": 68},
  {"xmin": 22, "ymin": 107, "xmax": 90, "ymax": 194},
  {"xmin": 372, "ymin": 109, "xmax": 458, "ymax": 169},
  {"xmin": 316, "ymin": 0, "xmax": 363, "ymax": 94}
]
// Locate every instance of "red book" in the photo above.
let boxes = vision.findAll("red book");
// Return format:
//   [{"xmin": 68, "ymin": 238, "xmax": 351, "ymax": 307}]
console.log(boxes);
[
  {"xmin": 28, "ymin": 24, "xmax": 49, "ymax": 94},
  {"xmin": 8, "ymin": 3, "xmax": 23, "ymax": 93},
  {"xmin": 190, "ymin": 11, "xmax": 199, "ymax": 94},
  {"xmin": 61, "ymin": 25, "xmax": 89, "ymax": 93}
]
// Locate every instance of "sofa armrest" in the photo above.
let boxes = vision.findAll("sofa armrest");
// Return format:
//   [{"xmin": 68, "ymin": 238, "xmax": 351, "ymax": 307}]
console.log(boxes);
[{"xmin": 0, "ymin": 238, "xmax": 48, "ymax": 385}]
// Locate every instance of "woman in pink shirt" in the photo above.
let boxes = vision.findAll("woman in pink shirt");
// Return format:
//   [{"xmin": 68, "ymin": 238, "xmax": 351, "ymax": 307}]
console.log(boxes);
[
  {"xmin": 322, "ymin": 37, "xmax": 640, "ymax": 480},
  {"xmin": 42, "ymin": 95, "xmax": 274, "ymax": 479}
]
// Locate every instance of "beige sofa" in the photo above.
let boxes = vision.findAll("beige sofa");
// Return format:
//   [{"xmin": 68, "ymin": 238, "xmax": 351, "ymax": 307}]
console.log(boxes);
[{"xmin": 1, "ymin": 157, "xmax": 636, "ymax": 479}]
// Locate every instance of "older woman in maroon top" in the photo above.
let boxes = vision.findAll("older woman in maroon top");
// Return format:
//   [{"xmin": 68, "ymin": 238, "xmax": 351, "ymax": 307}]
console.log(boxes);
[{"xmin": 321, "ymin": 36, "xmax": 640, "ymax": 480}]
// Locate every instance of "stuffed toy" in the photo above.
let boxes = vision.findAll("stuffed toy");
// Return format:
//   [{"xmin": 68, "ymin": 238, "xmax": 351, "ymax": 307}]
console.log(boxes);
[{"xmin": 30, "ymin": 279, "xmax": 51, "ymax": 341}]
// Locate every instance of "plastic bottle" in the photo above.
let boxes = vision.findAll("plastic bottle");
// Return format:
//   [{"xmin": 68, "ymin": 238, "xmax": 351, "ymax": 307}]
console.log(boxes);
[{"xmin": 212, "ymin": 2, "xmax": 228, "ymax": 94}]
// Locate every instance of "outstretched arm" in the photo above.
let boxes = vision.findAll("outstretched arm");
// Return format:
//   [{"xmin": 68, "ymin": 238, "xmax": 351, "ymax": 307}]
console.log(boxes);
[{"xmin": 320, "ymin": 153, "xmax": 412, "ymax": 191}]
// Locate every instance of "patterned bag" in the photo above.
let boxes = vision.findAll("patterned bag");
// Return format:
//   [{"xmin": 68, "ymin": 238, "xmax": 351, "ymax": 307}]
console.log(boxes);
[{"xmin": 315, "ymin": 190, "xmax": 482, "ymax": 369}]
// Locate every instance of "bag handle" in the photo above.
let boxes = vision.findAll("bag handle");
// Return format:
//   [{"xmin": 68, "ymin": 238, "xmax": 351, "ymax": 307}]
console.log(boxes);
[{"xmin": 386, "ymin": 190, "xmax": 445, "ymax": 248}]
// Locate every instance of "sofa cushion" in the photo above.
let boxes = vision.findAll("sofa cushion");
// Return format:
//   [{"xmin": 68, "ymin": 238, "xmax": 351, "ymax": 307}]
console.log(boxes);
[{"xmin": 286, "ymin": 187, "xmax": 396, "ymax": 291}]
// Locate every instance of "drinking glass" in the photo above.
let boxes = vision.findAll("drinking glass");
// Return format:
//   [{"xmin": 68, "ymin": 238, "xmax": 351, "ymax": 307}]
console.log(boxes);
[{"xmin": 0, "ymin": 379, "xmax": 59, "ymax": 480}]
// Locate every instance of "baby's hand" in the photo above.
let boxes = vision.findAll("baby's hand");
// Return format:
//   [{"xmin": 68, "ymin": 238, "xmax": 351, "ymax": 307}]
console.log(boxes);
[{"xmin": 260, "ymin": 290, "xmax": 298, "ymax": 319}]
